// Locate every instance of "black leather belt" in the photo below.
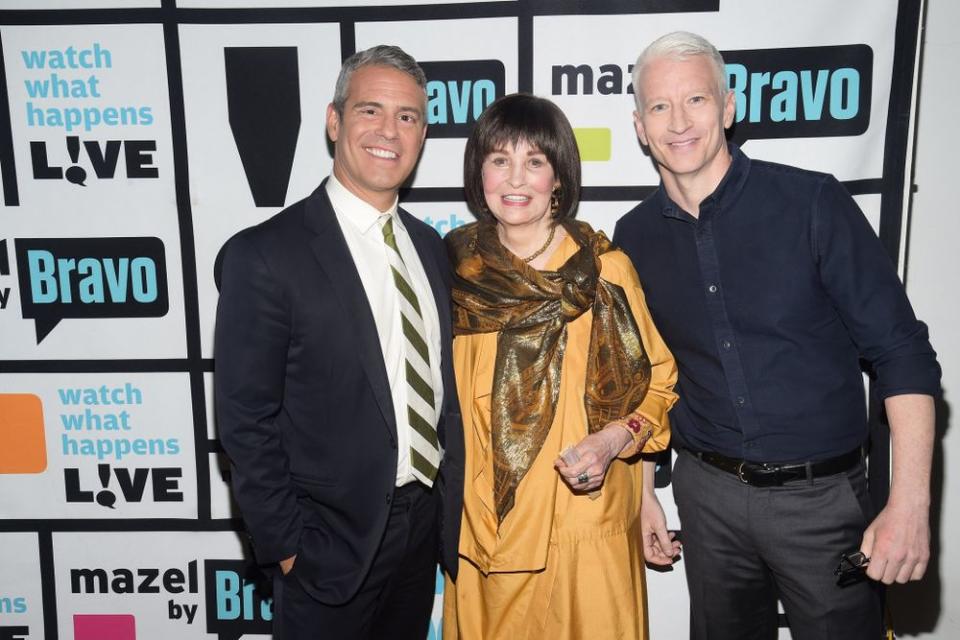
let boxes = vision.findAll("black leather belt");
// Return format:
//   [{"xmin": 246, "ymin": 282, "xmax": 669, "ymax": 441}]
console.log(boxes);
[
  {"xmin": 394, "ymin": 481, "xmax": 430, "ymax": 499},
  {"xmin": 690, "ymin": 448, "xmax": 862, "ymax": 487}
]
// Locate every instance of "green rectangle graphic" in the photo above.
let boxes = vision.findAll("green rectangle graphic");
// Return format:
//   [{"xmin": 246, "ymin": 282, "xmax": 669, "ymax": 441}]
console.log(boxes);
[{"xmin": 573, "ymin": 128, "xmax": 612, "ymax": 161}]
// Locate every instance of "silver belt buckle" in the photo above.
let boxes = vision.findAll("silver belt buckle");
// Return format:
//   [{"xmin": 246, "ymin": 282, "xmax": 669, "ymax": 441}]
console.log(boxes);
[{"xmin": 736, "ymin": 461, "xmax": 749, "ymax": 484}]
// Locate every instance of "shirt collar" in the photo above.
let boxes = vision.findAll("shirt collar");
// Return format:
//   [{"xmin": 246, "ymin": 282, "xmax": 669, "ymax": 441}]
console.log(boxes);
[
  {"xmin": 325, "ymin": 173, "xmax": 400, "ymax": 235},
  {"xmin": 655, "ymin": 143, "xmax": 751, "ymax": 222}
]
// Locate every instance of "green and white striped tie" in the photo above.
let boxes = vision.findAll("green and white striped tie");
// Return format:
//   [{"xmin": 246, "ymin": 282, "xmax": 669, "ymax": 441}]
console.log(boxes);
[{"xmin": 381, "ymin": 216, "xmax": 440, "ymax": 485}]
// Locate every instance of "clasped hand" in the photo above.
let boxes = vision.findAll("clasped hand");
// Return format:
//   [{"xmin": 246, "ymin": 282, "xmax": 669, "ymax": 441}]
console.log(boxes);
[{"xmin": 554, "ymin": 425, "xmax": 633, "ymax": 492}]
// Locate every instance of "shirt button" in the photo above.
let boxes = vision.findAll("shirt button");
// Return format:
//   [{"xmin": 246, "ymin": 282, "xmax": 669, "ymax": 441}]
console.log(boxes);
[
  {"xmin": 707, "ymin": 284, "xmax": 718, "ymax": 293},
  {"xmin": 735, "ymin": 396, "xmax": 746, "ymax": 407},
  {"xmin": 721, "ymin": 340, "xmax": 732, "ymax": 350}
]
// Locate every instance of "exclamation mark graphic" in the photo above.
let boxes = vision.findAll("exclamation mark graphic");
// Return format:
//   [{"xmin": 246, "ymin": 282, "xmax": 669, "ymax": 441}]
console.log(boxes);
[
  {"xmin": 225, "ymin": 47, "xmax": 301, "ymax": 207},
  {"xmin": 95, "ymin": 463, "xmax": 116, "ymax": 509},
  {"xmin": 65, "ymin": 136, "xmax": 87, "ymax": 187}
]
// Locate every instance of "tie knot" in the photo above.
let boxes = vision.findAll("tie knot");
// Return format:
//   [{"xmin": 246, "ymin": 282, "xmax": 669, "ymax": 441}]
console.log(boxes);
[{"xmin": 381, "ymin": 216, "xmax": 399, "ymax": 252}]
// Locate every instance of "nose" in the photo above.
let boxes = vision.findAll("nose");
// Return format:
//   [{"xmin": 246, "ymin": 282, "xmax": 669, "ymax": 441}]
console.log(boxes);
[
  {"xmin": 508, "ymin": 161, "xmax": 525, "ymax": 187},
  {"xmin": 377, "ymin": 113, "xmax": 398, "ymax": 140},
  {"xmin": 668, "ymin": 105, "xmax": 691, "ymax": 134}
]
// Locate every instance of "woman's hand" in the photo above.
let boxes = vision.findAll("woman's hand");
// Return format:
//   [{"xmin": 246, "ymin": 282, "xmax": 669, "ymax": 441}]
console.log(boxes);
[{"xmin": 554, "ymin": 424, "xmax": 632, "ymax": 492}]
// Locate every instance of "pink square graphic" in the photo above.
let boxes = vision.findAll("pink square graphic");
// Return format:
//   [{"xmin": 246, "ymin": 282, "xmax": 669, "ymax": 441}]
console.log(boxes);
[{"xmin": 74, "ymin": 614, "xmax": 136, "ymax": 640}]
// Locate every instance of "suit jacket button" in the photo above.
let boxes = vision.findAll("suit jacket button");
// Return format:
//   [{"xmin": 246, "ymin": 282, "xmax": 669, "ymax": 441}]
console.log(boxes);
[
  {"xmin": 385, "ymin": 493, "xmax": 392, "ymax": 505},
  {"xmin": 389, "ymin": 437, "xmax": 397, "ymax": 449}
]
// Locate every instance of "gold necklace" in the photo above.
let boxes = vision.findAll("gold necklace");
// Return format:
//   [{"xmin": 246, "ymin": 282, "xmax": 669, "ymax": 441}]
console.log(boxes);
[{"xmin": 522, "ymin": 224, "xmax": 557, "ymax": 263}]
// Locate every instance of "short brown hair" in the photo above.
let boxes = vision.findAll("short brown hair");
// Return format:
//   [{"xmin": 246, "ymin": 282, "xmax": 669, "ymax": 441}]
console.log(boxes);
[{"xmin": 463, "ymin": 93, "xmax": 581, "ymax": 223}]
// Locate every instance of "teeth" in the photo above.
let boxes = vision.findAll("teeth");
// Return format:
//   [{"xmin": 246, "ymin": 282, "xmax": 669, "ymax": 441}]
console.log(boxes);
[
  {"xmin": 365, "ymin": 147, "xmax": 397, "ymax": 159},
  {"xmin": 503, "ymin": 195, "xmax": 529, "ymax": 202}
]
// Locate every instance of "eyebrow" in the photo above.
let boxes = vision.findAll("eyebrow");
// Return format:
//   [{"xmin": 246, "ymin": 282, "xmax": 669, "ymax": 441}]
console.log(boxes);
[
  {"xmin": 352, "ymin": 100, "xmax": 424, "ymax": 118},
  {"xmin": 489, "ymin": 145, "xmax": 546, "ymax": 155}
]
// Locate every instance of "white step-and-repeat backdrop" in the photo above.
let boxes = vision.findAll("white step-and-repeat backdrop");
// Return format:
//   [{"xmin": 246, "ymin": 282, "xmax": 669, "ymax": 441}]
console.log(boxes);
[{"xmin": 0, "ymin": 1, "xmax": 921, "ymax": 638}]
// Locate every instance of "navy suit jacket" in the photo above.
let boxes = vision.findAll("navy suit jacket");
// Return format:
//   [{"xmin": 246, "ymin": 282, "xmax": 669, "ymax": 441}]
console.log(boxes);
[{"xmin": 214, "ymin": 181, "xmax": 464, "ymax": 604}]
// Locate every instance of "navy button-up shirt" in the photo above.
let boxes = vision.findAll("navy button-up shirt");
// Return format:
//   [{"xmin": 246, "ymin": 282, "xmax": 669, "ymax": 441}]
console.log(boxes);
[{"xmin": 614, "ymin": 145, "xmax": 940, "ymax": 463}]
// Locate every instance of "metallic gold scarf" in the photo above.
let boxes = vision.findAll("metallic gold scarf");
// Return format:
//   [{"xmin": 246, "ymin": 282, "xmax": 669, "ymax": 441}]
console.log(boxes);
[{"xmin": 447, "ymin": 220, "xmax": 651, "ymax": 524}]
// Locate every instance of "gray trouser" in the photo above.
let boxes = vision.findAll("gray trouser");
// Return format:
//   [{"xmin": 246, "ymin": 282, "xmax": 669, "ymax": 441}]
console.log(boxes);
[{"xmin": 672, "ymin": 449, "xmax": 883, "ymax": 640}]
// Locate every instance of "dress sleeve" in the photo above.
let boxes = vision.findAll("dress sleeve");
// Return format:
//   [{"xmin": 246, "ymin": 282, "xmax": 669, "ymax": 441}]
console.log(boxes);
[{"xmin": 600, "ymin": 250, "xmax": 679, "ymax": 457}]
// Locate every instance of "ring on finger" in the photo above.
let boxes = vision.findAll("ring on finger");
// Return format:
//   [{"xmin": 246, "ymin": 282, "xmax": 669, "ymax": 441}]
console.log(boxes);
[{"xmin": 577, "ymin": 472, "xmax": 589, "ymax": 484}]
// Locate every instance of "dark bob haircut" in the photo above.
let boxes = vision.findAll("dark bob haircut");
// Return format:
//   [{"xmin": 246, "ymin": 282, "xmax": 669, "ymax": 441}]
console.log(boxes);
[{"xmin": 463, "ymin": 93, "xmax": 581, "ymax": 223}]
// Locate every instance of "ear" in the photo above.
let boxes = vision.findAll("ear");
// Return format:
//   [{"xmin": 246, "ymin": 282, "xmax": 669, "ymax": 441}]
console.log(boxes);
[
  {"xmin": 633, "ymin": 110, "xmax": 649, "ymax": 146},
  {"xmin": 722, "ymin": 90, "xmax": 736, "ymax": 130},
  {"xmin": 326, "ymin": 103, "xmax": 340, "ymax": 142}
]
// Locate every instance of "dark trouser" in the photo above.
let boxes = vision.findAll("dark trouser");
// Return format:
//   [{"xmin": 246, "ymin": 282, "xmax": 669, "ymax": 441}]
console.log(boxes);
[
  {"xmin": 672, "ymin": 449, "xmax": 883, "ymax": 640},
  {"xmin": 272, "ymin": 483, "xmax": 439, "ymax": 640}
]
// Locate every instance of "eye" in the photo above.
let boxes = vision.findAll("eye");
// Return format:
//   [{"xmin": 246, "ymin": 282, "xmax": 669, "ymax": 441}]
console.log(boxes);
[
  {"xmin": 689, "ymin": 95, "xmax": 706, "ymax": 104},
  {"xmin": 488, "ymin": 156, "xmax": 509, "ymax": 167},
  {"xmin": 649, "ymin": 102, "xmax": 668, "ymax": 113},
  {"xmin": 528, "ymin": 157, "xmax": 546, "ymax": 168},
  {"xmin": 399, "ymin": 112, "xmax": 419, "ymax": 124}
]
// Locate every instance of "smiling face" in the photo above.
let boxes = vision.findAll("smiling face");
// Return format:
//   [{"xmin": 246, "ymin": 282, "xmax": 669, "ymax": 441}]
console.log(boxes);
[
  {"xmin": 326, "ymin": 64, "xmax": 427, "ymax": 211},
  {"xmin": 634, "ymin": 54, "xmax": 735, "ymax": 194},
  {"xmin": 481, "ymin": 139, "xmax": 560, "ymax": 231}
]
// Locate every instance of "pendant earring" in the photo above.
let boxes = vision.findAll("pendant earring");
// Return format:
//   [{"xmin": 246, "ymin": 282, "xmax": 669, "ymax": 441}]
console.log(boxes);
[{"xmin": 550, "ymin": 188, "xmax": 561, "ymax": 216}]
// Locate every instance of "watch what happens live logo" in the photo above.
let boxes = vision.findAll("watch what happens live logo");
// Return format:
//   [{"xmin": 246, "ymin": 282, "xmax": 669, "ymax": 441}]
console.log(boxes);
[{"xmin": 21, "ymin": 43, "xmax": 160, "ymax": 189}]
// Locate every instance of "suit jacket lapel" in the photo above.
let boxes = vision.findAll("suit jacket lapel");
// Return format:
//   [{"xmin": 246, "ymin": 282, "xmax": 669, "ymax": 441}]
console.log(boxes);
[{"xmin": 303, "ymin": 182, "xmax": 396, "ymax": 435}]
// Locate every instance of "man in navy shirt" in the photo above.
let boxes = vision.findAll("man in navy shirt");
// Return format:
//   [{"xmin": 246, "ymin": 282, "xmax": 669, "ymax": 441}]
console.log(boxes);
[{"xmin": 614, "ymin": 31, "xmax": 940, "ymax": 639}]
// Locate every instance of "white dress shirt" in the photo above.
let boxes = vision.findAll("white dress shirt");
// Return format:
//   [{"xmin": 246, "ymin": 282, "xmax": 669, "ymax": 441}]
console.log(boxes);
[{"xmin": 325, "ymin": 175, "xmax": 444, "ymax": 486}]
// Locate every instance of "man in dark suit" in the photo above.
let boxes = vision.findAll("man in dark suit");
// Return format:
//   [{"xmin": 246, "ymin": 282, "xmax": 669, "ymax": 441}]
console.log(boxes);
[{"xmin": 215, "ymin": 45, "xmax": 463, "ymax": 640}]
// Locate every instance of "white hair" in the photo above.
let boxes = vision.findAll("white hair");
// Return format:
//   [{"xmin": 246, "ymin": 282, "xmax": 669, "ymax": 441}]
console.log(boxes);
[{"xmin": 631, "ymin": 31, "xmax": 728, "ymax": 108}]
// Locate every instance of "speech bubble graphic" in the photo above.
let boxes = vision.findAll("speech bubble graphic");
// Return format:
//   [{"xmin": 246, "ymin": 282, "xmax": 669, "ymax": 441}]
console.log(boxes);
[
  {"xmin": 65, "ymin": 165, "xmax": 87, "ymax": 186},
  {"xmin": 0, "ymin": 394, "xmax": 47, "ymax": 474},
  {"xmin": 74, "ymin": 614, "xmax": 136, "ymax": 640},
  {"xmin": 722, "ymin": 44, "xmax": 873, "ymax": 144},
  {"xmin": 14, "ymin": 237, "xmax": 168, "ymax": 343},
  {"xmin": 204, "ymin": 559, "xmax": 273, "ymax": 640}
]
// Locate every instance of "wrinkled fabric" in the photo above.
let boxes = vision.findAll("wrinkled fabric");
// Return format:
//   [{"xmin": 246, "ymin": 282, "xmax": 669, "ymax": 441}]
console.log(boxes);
[{"xmin": 447, "ymin": 220, "xmax": 651, "ymax": 523}]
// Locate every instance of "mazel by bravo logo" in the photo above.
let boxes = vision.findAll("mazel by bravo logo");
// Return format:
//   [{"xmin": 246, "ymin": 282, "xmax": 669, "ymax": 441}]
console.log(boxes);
[
  {"xmin": 13, "ymin": 237, "xmax": 168, "ymax": 343},
  {"xmin": 421, "ymin": 60, "xmax": 505, "ymax": 138},
  {"xmin": 70, "ymin": 561, "xmax": 199, "ymax": 628},
  {"xmin": 551, "ymin": 43, "xmax": 872, "ymax": 149}
]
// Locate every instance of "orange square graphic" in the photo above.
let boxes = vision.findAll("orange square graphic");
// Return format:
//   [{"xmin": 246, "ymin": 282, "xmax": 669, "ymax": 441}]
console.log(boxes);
[{"xmin": 0, "ymin": 393, "xmax": 48, "ymax": 473}]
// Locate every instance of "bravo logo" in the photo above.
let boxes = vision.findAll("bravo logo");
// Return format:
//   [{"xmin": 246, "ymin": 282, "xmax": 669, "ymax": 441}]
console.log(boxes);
[
  {"xmin": 421, "ymin": 60, "xmax": 505, "ymax": 138},
  {"xmin": 14, "ymin": 237, "xmax": 168, "ymax": 342},
  {"xmin": 204, "ymin": 559, "xmax": 273, "ymax": 640},
  {"xmin": 724, "ymin": 44, "xmax": 872, "ymax": 142},
  {"xmin": 550, "ymin": 44, "xmax": 872, "ymax": 143}
]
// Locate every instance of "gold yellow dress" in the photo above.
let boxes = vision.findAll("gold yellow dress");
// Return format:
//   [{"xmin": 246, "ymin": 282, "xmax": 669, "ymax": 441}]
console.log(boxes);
[{"xmin": 443, "ymin": 234, "xmax": 678, "ymax": 640}]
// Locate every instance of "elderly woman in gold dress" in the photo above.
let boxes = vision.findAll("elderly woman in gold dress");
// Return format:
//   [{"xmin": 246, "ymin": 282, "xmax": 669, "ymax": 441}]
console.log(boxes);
[{"xmin": 442, "ymin": 93, "xmax": 679, "ymax": 639}]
